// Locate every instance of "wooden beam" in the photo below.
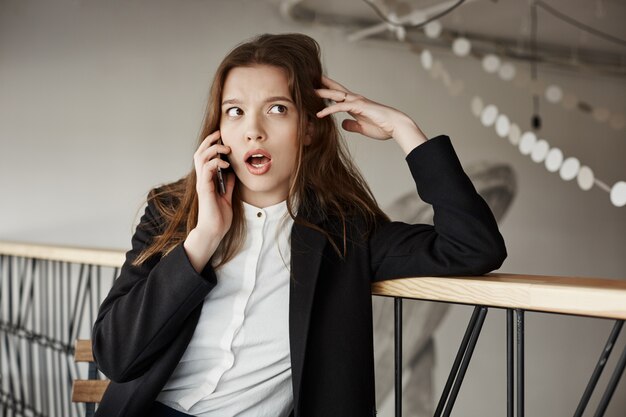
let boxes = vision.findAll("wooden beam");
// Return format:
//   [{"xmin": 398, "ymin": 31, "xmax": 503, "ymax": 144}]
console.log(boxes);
[
  {"xmin": 74, "ymin": 339, "xmax": 95, "ymax": 362},
  {"xmin": 71, "ymin": 380, "xmax": 110, "ymax": 403}
]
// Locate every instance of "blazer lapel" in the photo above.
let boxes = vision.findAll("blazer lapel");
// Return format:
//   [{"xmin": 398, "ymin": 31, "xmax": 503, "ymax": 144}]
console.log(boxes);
[{"xmin": 289, "ymin": 219, "xmax": 326, "ymax": 414}]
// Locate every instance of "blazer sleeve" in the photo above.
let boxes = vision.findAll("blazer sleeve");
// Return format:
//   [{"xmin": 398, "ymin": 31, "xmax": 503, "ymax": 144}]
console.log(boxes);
[
  {"xmin": 92, "ymin": 196, "xmax": 217, "ymax": 382},
  {"xmin": 369, "ymin": 135, "xmax": 507, "ymax": 281}
]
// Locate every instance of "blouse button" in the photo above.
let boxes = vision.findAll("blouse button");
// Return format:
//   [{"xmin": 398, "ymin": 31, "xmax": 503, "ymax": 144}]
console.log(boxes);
[{"xmin": 257, "ymin": 212, "xmax": 263, "ymax": 218}]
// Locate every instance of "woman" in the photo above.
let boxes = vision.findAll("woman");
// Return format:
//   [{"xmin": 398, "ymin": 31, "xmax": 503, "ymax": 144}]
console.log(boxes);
[{"xmin": 92, "ymin": 33, "xmax": 506, "ymax": 417}]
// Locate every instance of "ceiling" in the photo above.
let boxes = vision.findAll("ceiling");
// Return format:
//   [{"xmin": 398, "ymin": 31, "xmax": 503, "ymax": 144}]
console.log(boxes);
[{"xmin": 276, "ymin": 0, "xmax": 626, "ymax": 76}]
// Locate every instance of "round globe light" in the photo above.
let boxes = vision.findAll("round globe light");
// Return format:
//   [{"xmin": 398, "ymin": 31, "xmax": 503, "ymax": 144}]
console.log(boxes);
[
  {"xmin": 495, "ymin": 114, "xmax": 511, "ymax": 137},
  {"xmin": 560, "ymin": 157, "xmax": 580, "ymax": 181},
  {"xmin": 424, "ymin": 20, "xmax": 442, "ymax": 38},
  {"xmin": 545, "ymin": 147, "xmax": 564, "ymax": 172},
  {"xmin": 508, "ymin": 123, "xmax": 521, "ymax": 145},
  {"xmin": 452, "ymin": 37, "xmax": 471, "ymax": 57},
  {"xmin": 530, "ymin": 139, "xmax": 549, "ymax": 163},
  {"xmin": 519, "ymin": 131, "xmax": 537, "ymax": 155},
  {"xmin": 482, "ymin": 54, "xmax": 501, "ymax": 73},
  {"xmin": 610, "ymin": 181, "xmax": 626, "ymax": 207},
  {"xmin": 545, "ymin": 85, "xmax": 563, "ymax": 103},
  {"xmin": 577, "ymin": 166, "xmax": 594, "ymax": 191},
  {"xmin": 498, "ymin": 62, "xmax": 516, "ymax": 81},
  {"xmin": 480, "ymin": 104, "xmax": 498, "ymax": 127}
]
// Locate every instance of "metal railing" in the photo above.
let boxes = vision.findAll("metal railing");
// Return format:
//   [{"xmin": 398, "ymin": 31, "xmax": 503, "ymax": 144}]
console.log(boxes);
[
  {"xmin": 1, "ymin": 241, "xmax": 625, "ymax": 417},
  {"xmin": 0, "ymin": 242, "xmax": 123, "ymax": 417},
  {"xmin": 371, "ymin": 274, "xmax": 626, "ymax": 417}
]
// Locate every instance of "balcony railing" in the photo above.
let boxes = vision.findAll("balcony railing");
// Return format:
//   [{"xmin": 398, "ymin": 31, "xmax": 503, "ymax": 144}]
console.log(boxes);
[
  {"xmin": 1, "ymin": 240, "xmax": 625, "ymax": 417},
  {"xmin": 372, "ymin": 274, "xmax": 626, "ymax": 417}
]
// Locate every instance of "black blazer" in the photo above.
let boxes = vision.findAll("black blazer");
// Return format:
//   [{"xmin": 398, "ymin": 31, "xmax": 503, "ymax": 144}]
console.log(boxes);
[{"xmin": 92, "ymin": 136, "xmax": 506, "ymax": 417}]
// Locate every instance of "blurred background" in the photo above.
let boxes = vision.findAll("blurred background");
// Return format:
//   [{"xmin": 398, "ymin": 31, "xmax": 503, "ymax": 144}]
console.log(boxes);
[{"xmin": 1, "ymin": 0, "xmax": 625, "ymax": 416}]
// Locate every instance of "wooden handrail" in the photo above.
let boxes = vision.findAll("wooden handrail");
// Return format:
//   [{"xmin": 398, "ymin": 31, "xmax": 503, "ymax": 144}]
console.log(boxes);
[
  {"xmin": 2, "ymin": 241, "xmax": 625, "ymax": 320},
  {"xmin": 372, "ymin": 273, "xmax": 626, "ymax": 320},
  {"xmin": 0, "ymin": 240, "xmax": 125, "ymax": 267}
]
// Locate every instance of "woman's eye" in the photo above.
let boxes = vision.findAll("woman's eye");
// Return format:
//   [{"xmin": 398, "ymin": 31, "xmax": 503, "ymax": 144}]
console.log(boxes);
[
  {"xmin": 226, "ymin": 107, "xmax": 243, "ymax": 117},
  {"xmin": 269, "ymin": 104, "xmax": 287, "ymax": 114}
]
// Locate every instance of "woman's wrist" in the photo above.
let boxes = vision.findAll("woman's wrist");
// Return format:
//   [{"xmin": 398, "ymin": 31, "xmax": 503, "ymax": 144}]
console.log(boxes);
[
  {"xmin": 183, "ymin": 228, "xmax": 222, "ymax": 273},
  {"xmin": 392, "ymin": 114, "xmax": 428, "ymax": 155}
]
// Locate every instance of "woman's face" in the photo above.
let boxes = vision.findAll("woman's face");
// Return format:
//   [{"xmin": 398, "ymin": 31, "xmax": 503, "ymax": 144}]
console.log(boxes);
[{"xmin": 220, "ymin": 64, "xmax": 301, "ymax": 208}]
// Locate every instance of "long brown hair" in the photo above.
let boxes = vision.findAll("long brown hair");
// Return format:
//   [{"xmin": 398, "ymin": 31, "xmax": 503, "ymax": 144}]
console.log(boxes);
[{"xmin": 133, "ymin": 33, "xmax": 389, "ymax": 267}]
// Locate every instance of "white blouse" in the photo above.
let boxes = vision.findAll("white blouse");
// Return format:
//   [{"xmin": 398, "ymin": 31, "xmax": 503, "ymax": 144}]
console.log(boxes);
[{"xmin": 156, "ymin": 200, "xmax": 294, "ymax": 416}]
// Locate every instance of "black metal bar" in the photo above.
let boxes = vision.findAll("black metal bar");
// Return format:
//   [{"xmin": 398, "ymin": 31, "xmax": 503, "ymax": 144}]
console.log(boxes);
[
  {"xmin": 68, "ymin": 264, "xmax": 86, "ymax": 344},
  {"xmin": 70, "ymin": 265, "xmax": 90, "ymax": 345},
  {"xmin": 394, "ymin": 297, "xmax": 402, "ymax": 417},
  {"xmin": 507, "ymin": 309, "xmax": 514, "ymax": 417},
  {"xmin": 86, "ymin": 401, "xmax": 96, "ymax": 417},
  {"xmin": 85, "ymin": 361, "xmax": 98, "ymax": 417},
  {"xmin": 27, "ymin": 263, "xmax": 37, "ymax": 414},
  {"xmin": 434, "ymin": 306, "xmax": 482, "ymax": 417},
  {"xmin": 516, "ymin": 309, "xmax": 524, "ymax": 417},
  {"xmin": 574, "ymin": 320, "xmax": 623, "ymax": 417},
  {"xmin": 43, "ymin": 258, "xmax": 50, "ymax": 415},
  {"xmin": 593, "ymin": 330, "xmax": 626, "ymax": 417},
  {"xmin": 442, "ymin": 307, "xmax": 488, "ymax": 417},
  {"xmin": 0, "ymin": 257, "xmax": 3, "ymax": 416}
]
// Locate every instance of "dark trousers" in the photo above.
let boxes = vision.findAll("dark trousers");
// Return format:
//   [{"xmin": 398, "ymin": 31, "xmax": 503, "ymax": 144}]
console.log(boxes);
[{"xmin": 149, "ymin": 401, "xmax": 193, "ymax": 417}]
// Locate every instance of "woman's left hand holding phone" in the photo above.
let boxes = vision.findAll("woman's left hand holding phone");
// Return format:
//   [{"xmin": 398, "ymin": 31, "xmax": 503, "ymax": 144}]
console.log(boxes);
[{"xmin": 184, "ymin": 130, "xmax": 236, "ymax": 273}]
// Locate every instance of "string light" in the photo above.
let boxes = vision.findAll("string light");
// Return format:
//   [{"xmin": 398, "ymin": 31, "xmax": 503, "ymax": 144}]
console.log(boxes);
[
  {"xmin": 545, "ymin": 148, "xmax": 564, "ymax": 173},
  {"xmin": 452, "ymin": 37, "xmax": 471, "ymax": 57},
  {"xmin": 545, "ymin": 85, "xmax": 563, "ymax": 103},
  {"xmin": 362, "ymin": 0, "xmax": 626, "ymax": 132},
  {"xmin": 560, "ymin": 157, "xmax": 580, "ymax": 181},
  {"xmin": 577, "ymin": 166, "xmax": 595, "ymax": 191},
  {"xmin": 438, "ymin": 29, "xmax": 625, "ymax": 131},
  {"xmin": 610, "ymin": 182, "xmax": 626, "ymax": 207},
  {"xmin": 495, "ymin": 114, "xmax": 511, "ymax": 138},
  {"xmin": 482, "ymin": 54, "xmax": 501, "ymax": 73},
  {"xmin": 474, "ymin": 46, "xmax": 625, "ymax": 131},
  {"xmin": 415, "ymin": 47, "xmax": 624, "ymax": 207},
  {"xmin": 498, "ymin": 63, "xmax": 516, "ymax": 81},
  {"xmin": 519, "ymin": 131, "xmax": 537, "ymax": 155},
  {"xmin": 508, "ymin": 124, "xmax": 522, "ymax": 145},
  {"xmin": 420, "ymin": 49, "xmax": 433, "ymax": 70},
  {"xmin": 531, "ymin": 139, "xmax": 550, "ymax": 163},
  {"xmin": 473, "ymin": 97, "xmax": 625, "ymax": 207},
  {"xmin": 480, "ymin": 104, "xmax": 498, "ymax": 126},
  {"xmin": 424, "ymin": 20, "xmax": 442, "ymax": 39}
]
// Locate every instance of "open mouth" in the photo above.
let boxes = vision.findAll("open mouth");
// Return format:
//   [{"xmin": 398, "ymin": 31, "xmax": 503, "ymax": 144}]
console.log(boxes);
[
  {"xmin": 247, "ymin": 154, "xmax": 271, "ymax": 168},
  {"xmin": 244, "ymin": 149, "xmax": 272, "ymax": 175}
]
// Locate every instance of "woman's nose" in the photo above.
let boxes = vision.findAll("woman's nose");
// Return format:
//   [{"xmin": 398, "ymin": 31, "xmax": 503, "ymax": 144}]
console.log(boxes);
[{"xmin": 246, "ymin": 115, "xmax": 266, "ymax": 141}]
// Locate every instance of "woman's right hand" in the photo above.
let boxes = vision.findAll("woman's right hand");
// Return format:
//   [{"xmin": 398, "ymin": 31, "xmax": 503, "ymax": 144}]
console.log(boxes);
[{"xmin": 184, "ymin": 130, "xmax": 236, "ymax": 272}]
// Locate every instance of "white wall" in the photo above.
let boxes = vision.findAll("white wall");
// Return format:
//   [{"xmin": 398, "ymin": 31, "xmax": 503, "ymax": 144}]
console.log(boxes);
[{"xmin": 1, "ymin": 0, "xmax": 625, "ymax": 415}]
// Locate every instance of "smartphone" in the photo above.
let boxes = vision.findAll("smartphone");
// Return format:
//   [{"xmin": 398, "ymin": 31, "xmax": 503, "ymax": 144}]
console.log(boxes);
[{"xmin": 216, "ymin": 139, "xmax": 230, "ymax": 195}]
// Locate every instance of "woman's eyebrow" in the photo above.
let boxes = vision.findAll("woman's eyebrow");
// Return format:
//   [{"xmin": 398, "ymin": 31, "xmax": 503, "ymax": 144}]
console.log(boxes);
[
  {"xmin": 264, "ymin": 96, "xmax": 294, "ymax": 104},
  {"xmin": 221, "ymin": 96, "xmax": 294, "ymax": 106}
]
